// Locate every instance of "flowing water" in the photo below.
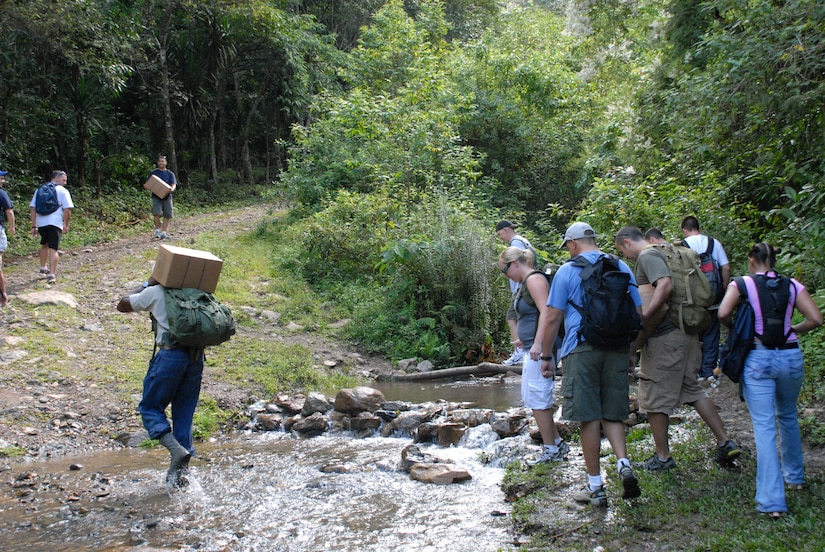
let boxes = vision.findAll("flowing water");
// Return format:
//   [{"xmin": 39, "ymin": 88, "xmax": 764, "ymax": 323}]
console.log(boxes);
[{"xmin": 0, "ymin": 378, "xmax": 528, "ymax": 551}]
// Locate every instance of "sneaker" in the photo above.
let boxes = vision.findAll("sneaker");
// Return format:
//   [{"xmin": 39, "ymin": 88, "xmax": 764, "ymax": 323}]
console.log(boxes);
[
  {"xmin": 39, "ymin": 267, "xmax": 49, "ymax": 275},
  {"xmin": 697, "ymin": 375, "xmax": 707, "ymax": 382},
  {"xmin": 619, "ymin": 465, "xmax": 641, "ymax": 499},
  {"xmin": 46, "ymin": 274, "xmax": 56, "ymax": 284},
  {"xmin": 154, "ymin": 228, "xmax": 161, "ymax": 239},
  {"xmin": 636, "ymin": 454, "xmax": 676, "ymax": 471},
  {"xmin": 528, "ymin": 446, "xmax": 566, "ymax": 465},
  {"xmin": 557, "ymin": 440, "xmax": 571, "ymax": 457},
  {"xmin": 715, "ymin": 440, "xmax": 741, "ymax": 465},
  {"xmin": 502, "ymin": 350, "xmax": 523, "ymax": 366},
  {"xmin": 573, "ymin": 484, "xmax": 607, "ymax": 507},
  {"xmin": 160, "ymin": 231, "xmax": 168, "ymax": 240}
]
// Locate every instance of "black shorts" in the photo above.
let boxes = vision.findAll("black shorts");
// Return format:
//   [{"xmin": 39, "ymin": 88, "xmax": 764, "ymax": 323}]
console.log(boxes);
[{"xmin": 38, "ymin": 225, "xmax": 62, "ymax": 250}]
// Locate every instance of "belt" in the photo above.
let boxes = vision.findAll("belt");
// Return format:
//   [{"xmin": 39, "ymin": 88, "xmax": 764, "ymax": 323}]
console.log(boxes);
[
  {"xmin": 159, "ymin": 343, "xmax": 189, "ymax": 350},
  {"xmin": 750, "ymin": 341, "xmax": 799, "ymax": 351}
]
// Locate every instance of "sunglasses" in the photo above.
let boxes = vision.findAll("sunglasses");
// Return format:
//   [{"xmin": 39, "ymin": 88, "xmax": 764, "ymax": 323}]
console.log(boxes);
[{"xmin": 501, "ymin": 262, "xmax": 512, "ymax": 275}]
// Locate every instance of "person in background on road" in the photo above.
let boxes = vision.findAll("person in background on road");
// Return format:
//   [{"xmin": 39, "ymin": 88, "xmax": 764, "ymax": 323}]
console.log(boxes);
[
  {"xmin": 718, "ymin": 242, "xmax": 822, "ymax": 519},
  {"xmin": 499, "ymin": 246, "xmax": 569, "ymax": 465},
  {"xmin": 117, "ymin": 278, "xmax": 203, "ymax": 488},
  {"xmin": 496, "ymin": 220, "xmax": 534, "ymax": 366},
  {"xmin": 30, "ymin": 170, "xmax": 73, "ymax": 285},
  {"xmin": 681, "ymin": 216, "xmax": 730, "ymax": 383},
  {"xmin": 148, "ymin": 155, "xmax": 177, "ymax": 240},
  {"xmin": 539, "ymin": 222, "xmax": 642, "ymax": 507},
  {"xmin": 614, "ymin": 226, "xmax": 740, "ymax": 472},
  {"xmin": 0, "ymin": 168, "xmax": 15, "ymax": 306}
]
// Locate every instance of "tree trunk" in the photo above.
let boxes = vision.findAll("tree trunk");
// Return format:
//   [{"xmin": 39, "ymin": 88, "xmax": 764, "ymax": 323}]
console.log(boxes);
[{"xmin": 376, "ymin": 362, "xmax": 522, "ymax": 381}]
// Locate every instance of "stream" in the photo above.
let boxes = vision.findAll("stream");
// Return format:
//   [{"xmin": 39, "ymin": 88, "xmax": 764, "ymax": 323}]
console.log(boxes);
[{"xmin": 0, "ymin": 378, "xmax": 526, "ymax": 551}]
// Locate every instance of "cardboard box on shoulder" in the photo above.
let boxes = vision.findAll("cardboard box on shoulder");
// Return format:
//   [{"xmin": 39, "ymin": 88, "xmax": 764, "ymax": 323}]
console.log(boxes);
[
  {"xmin": 151, "ymin": 244, "xmax": 223, "ymax": 293},
  {"xmin": 143, "ymin": 174, "xmax": 173, "ymax": 199}
]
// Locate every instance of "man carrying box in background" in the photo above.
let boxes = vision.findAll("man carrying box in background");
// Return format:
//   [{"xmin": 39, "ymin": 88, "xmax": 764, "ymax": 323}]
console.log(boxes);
[{"xmin": 148, "ymin": 155, "xmax": 177, "ymax": 240}]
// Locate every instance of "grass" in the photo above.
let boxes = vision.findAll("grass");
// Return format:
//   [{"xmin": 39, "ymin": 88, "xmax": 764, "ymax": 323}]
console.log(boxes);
[{"xmin": 501, "ymin": 417, "xmax": 825, "ymax": 551}]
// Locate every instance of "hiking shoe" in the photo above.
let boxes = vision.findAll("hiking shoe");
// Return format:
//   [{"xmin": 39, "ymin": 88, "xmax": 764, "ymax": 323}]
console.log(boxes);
[
  {"xmin": 46, "ymin": 274, "xmax": 56, "ymax": 284},
  {"xmin": 636, "ymin": 454, "xmax": 676, "ymax": 471},
  {"xmin": 502, "ymin": 350, "xmax": 523, "ymax": 366},
  {"xmin": 619, "ymin": 465, "xmax": 641, "ymax": 499},
  {"xmin": 39, "ymin": 267, "xmax": 49, "ymax": 275},
  {"xmin": 557, "ymin": 440, "xmax": 571, "ymax": 457},
  {"xmin": 154, "ymin": 228, "xmax": 161, "ymax": 239},
  {"xmin": 528, "ymin": 446, "xmax": 567, "ymax": 465},
  {"xmin": 715, "ymin": 440, "xmax": 741, "ymax": 465},
  {"xmin": 573, "ymin": 484, "xmax": 607, "ymax": 507},
  {"xmin": 160, "ymin": 231, "xmax": 168, "ymax": 240}
]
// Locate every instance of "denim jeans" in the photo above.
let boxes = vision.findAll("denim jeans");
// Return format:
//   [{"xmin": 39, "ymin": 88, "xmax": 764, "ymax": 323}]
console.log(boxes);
[
  {"xmin": 742, "ymin": 345, "xmax": 805, "ymax": 513},
  {"xmin": 139, "ymin": 347, "xmax": 204, "ymax": 455},
  {"xmin": 698, "ymin": 312, "xmax": 721, "ymax": 378}
]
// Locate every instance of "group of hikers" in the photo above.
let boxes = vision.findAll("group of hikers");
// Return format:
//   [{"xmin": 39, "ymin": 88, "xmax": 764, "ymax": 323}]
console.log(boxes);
[
  {"xmin": 497, "ymin": 218, "xmax": 823, "ymax": 518},
  {"xmin": 0, "ymin": 156, "xmax": 175, "ymax": 296}
]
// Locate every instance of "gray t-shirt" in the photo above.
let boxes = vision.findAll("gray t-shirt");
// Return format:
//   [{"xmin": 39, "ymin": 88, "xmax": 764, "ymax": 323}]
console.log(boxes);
[{"xmin": 128, "ymin": 285, "xmax": 170, "ymax": 344}]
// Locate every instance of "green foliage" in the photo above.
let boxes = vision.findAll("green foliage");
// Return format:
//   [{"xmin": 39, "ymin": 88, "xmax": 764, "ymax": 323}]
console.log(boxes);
[
  {"xmin": 0, "ymin": 446, "xmax": 27, "ymax": 458},
  {"xmin": 281, "ymin": 190, "xmax": 509, "ymax": 364}
]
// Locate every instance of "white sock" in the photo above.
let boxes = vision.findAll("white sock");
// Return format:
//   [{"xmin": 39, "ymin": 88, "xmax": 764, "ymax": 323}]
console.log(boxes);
[
  {"xmin": 617, "ymin": 458, "xmax": 631, "ymax": 469},
  {"xmin": 588, "ymin": 475, "xmax": 603, "ymax": 490},
  {"xmin": 544, "ymin": 444, "xmax": 559, "ymax": 453}
]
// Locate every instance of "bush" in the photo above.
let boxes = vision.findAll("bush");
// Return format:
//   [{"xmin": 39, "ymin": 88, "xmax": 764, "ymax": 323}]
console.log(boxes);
[{"xmin": 282, "ymin": 190, "xmax": 510, "ymax": 365}]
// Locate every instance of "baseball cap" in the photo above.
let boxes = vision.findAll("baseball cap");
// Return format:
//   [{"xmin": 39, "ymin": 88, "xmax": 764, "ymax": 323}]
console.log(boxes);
[
  {"xmin": 495, "ymin": 220, "xmax": 519, "ymax": 232},
  {"xmin": 560, "ymin": 222, "xmax": 597, "ymax": 248},
  {"xmin": 0, "ymin": 170, "xmax": 7, "ymax": 176}
]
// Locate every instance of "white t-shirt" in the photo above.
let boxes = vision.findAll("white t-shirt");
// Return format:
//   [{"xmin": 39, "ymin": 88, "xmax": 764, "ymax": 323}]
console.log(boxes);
[
  {"xmin": 128, "ymin": 285, "xmax": 170, "ymax": 344},
  {"xmin": 683, "ymin": 234, "xmax": 729, "ymax": 267},
  {"xmin": 29, "ymin": 184, "xmax": 75, "ymax": 229}
]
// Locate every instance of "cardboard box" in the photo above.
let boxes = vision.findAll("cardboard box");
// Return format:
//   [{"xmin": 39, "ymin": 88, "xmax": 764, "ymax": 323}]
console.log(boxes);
[
  {"xmin": 143, "ymin": 174, "xmax": 173, "ymax": 199},
  {"xmin": 151, "ymin": 244, "xmax": 223, "ymax": 293}
]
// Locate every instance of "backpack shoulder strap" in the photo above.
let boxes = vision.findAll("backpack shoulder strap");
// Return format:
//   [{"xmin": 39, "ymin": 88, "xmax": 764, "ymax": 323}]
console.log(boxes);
[
  {"xmin": 734, "ymin": 276, "xmax": 748, "ymax": 299},
  {"xmin": 704, "ymin": 237, "xmax": 715, "ymax": 256}
]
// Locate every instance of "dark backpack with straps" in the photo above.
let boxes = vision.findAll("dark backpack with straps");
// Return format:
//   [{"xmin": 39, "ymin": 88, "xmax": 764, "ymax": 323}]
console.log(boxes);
[
  {"xmin": 568, "ymin": 254, "xmax": 642, "ymax": 349},
  {"xmin": 719, "ymin": 277, "xmax": 755, "ymax": 385},
  {"xmin": 752, "ymin": 273, "xmax": 793, "ymax": 347},
  {"xmin": 34, "ymin": 182, "xmax": 60, "ymax": 215},
  {"xmin": 163, "ymin": 287, "xmax": 236, "ymax": 347}
]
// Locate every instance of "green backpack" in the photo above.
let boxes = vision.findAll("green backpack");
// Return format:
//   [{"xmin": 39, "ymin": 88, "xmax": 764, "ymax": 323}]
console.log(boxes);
[
  {"xmin": 642, "ymin": 243, "xmax": 714, "ymax": 334},
  {"xmin": 163, "ymin": 287, "xmax": 236, "ymax": 347}
]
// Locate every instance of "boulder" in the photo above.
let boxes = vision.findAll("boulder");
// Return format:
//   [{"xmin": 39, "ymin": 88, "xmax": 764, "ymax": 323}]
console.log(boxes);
[
  {"xmin": 333, "ymin": 387, "xmax": 385, "ymax": 415},
  {"xmin": 437, "ymin": 423, "xmax": 467, "ymax": 447},
  {"xmin": 291, "ymin": 412, "xmax": 329, "ymax": 436},
  {"xmin": 490, "ymin": 411, "xmax": 528, "ymax": 438},
  {"xmin": 409, "ymin": 463, "xmax": 472, "ymax": 485},
  {"xmin": 301, "ymin": 392, "xmax": 331, "ymax": 416},
  {"xmin": 256, "ymin": 413, "xmax": 283, "ymax": 431}
]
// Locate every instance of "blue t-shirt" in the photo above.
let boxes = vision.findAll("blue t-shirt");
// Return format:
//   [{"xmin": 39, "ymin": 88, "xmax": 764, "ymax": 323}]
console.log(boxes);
[
  {"xmin": 547, "ymin": 250, "xmax": 642, "ymax": 359},
  {"xmin": 148, "ymin": 168, "xmax": 177, "ymax": 198},
  {"xmin": 0, "ymin": 189, "xmax": 12, "ymax": 225}
]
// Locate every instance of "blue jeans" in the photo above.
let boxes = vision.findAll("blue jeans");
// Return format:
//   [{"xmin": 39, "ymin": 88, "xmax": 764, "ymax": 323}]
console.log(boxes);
[
  {"xmin": 742, "ymin": 345, "xmax": 805, "ymax": 513},
  {"xmin": 139, "ymin": 348, "xmax": 204, "ymax": 455},
  {"xmin": 698, "ymin": 312, "xmax": 720, "ymax": 378}
]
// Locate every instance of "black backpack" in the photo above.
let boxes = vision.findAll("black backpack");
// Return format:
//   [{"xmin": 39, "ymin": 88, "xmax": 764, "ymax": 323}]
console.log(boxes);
[
  {"xmin": 685, "ymin": 238, "xmax": 724, "ymax": 304},
  {"xmin": 568, "ymin": 254, "xmax": 642, "ymax": 349},
  {"xmin": 752, "ymin": 273, "xmax": 794, "ymax": 347},
  {"xmin": 34, "ymin": 182, "xmax": 60, "ymax": 215}
]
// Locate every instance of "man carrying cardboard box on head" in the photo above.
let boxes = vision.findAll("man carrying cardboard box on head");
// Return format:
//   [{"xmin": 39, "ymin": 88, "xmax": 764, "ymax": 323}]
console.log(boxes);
[
  {"xmin": 117, "ymin": 245, "xmax": 234, "ymax": 489},
  {"xmin": 146, "ymin": 155, "xmax": 177, "ymax": 240}
]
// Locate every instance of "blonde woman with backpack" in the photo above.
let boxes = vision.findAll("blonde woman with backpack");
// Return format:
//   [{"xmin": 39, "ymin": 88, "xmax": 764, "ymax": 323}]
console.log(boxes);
[
  {"xmin": 498, "ymin": 246, "xmax": 569, "ymax": 465},
  {"xmin": 718, "ymin": 243, "xmax": 822, "ymax": 519}
]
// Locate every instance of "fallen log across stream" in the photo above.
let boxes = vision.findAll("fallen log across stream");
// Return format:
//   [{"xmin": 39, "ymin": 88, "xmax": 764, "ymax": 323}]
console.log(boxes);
[{"xmin": 376, "ymin": 362, "xmax": 522, "ymax": 381}]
